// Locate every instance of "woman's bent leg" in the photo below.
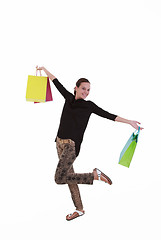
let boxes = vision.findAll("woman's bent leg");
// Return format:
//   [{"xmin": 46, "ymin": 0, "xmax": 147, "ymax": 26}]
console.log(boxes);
[{"xmin": 55, "ymin": 142, "xmax": 94, "ymax": 185}]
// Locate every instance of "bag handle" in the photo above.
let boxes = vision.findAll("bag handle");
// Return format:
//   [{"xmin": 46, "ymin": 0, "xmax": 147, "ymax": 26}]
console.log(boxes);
[
  {"xmin": 36, "ymin": 69, "xmax": 42, "ymax": 76},
  {"xmin": 134, "ymin": 126, "xmax": 140, "ymax": 136},
  {"xmin": 133, "ymin": 126, "xmax": 140, "ymax": 143}
]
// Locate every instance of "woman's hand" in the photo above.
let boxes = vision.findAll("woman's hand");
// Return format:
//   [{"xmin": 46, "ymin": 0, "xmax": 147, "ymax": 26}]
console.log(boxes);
[
  {"xmin": 36, "ymin": 66, "xmax": 56, "ymax": 81},
  {"xmin": 36, "ymin": 65, "xmax": 44, "ymax": 71},
  {"xmin": 115, "ymin": 116, "xmax": 144, "ymax": 130},
  {"xmin": 129, "ymin": 120, "xmax": 144, "ymax": 130}
]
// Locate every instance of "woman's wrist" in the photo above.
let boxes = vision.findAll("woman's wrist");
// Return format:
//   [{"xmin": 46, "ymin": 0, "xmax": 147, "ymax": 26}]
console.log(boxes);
[
  {"xmin": 129, "ymin": 120, "xmax": 133, "ymax": 126},
  {"xmin": 115, "ymin": 116, "xmax": 130, "ymax": 124}
]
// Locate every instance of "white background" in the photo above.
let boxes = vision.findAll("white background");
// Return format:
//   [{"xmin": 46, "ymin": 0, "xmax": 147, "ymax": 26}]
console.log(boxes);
[{"xmin": 1, "ymin": 0, "xmax": 161, "ymax": 239}]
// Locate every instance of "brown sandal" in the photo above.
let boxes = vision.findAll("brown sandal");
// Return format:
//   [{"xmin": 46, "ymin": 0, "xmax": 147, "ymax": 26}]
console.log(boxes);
[
  {"xmin": 94, "ymin": 168, "xmax": 112, "ymax": 185},
  {"xmin": 66, "ymin": 210, "xmax": 85, "ymax": 221}
]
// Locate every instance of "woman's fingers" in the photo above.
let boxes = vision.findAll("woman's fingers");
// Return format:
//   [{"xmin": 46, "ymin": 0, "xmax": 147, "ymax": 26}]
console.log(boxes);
[
  {"xmin": 36, "ymin": 66, "xmax": 42, "ymax": 70},
  {"xmin": 136, "ymin": 121, "xmax": 144, "ymax": 130},
  {"xmin": 36, "ymin": 66, "xmax": 44, "ymax": 71},
  {"xmin": 131, "ymin": 120, "xmax": 144, "ymax": 130}
]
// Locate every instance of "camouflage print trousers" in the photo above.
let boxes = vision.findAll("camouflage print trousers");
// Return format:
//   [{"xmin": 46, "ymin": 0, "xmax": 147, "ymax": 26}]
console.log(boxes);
[{"xmin": 55, "ymin": 137, "xmax": 94, "ymax": 210}]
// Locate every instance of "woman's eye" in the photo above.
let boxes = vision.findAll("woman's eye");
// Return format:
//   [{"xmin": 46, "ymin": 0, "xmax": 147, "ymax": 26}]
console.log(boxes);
[{"xmin": 82, "ymin": 87, "xmax": 90, "ymax": 91}]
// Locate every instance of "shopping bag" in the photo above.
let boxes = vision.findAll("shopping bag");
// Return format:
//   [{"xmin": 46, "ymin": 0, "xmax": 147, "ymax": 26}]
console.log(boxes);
[
  {"xmin": 119, "ymin": 127, "xmax": 140, "ymax": 168},
  {"xmin": 26, "ymin": 70, "xmax": 53, "ymax": 103},
  {"xmin": 34, "ymin": 77, "xmax": 53, "ymax": 103}
]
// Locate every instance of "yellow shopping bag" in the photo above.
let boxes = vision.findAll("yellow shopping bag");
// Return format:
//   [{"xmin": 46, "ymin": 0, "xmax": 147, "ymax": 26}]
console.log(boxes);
[{"xmin": 26, "ymin": 70, "xmax": 48, "ymax": 102}]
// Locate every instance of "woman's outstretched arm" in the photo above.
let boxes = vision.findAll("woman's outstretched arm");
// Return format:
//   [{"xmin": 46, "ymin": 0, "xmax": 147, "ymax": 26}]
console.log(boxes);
[
  {"xmin": 115, "ymin": 116, "xmax": 144, "ymax": 130},
  {"xmin": 36, "ymin": 66, "xmax": 73, "ymax": 100},
  {"xmin": 36, "ymin": 66, "xmax": 56, "ymax": 81}
]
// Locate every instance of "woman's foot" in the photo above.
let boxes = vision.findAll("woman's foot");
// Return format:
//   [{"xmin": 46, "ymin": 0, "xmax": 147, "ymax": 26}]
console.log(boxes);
[
  {"xmin": 66, "ymin": 209, "xmax": 85, "ymax": 221},
  {"xmin": 93, "ymin": 168, "xmax": 112, "ymax": 185}
]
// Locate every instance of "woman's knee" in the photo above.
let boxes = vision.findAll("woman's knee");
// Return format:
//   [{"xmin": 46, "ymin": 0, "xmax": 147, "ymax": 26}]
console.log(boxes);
[
  {"xmin": 54, "ymin": 173, "xmax": 66, "ymax": 184},
  {"xmin": 55, "ymin": 177, "xmax": 64, "ymax": 184}
]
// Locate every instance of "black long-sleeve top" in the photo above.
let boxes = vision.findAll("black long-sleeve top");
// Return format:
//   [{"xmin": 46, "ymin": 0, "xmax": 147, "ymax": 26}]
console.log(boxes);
[{"xmin": 52, "ymin": 78, "xmax": 117, "ymax": 157}]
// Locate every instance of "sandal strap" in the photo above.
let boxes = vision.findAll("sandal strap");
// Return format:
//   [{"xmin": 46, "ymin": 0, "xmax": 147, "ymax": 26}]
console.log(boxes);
[
  {"xmin": 96, "ymin": 169, "xmax": 102, "ymax": 181},
  {"xmin": 75, "ymin": 210, "xmax": 84, "ymax": 215},
  {"xmin": 68, "ymin": 210, "xmax": 84, "ymax": 217}
]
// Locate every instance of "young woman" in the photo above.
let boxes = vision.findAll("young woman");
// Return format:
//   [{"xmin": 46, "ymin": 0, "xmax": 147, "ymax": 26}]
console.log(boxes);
[{"xmin": 36, "ymin": 66, "xmax": 143, "ymax": 221}]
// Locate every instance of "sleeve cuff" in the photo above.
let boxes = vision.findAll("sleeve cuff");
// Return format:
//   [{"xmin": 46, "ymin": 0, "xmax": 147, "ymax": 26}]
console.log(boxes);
[{"xmin": 52, "ymin": 78, "xmax": 58, "ymax": 82}]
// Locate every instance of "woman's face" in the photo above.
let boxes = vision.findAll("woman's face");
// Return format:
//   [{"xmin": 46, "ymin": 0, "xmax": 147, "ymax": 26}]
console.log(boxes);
[{"xmin": 75, "ymin": 82, "xmax": 90, "ymax": 100}]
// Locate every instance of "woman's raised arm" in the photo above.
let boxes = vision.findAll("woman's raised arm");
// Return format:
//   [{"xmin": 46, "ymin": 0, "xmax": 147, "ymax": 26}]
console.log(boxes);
[
  {"xmin": 36, "ymin": 66, "xmax": 73, "ymax": 100},
  {"xmin": 36, "ymin": 66, "xmax": 56, "ymax": 81}
]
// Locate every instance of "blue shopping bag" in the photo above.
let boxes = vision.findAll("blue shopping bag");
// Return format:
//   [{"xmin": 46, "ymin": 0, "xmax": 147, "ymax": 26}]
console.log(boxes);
[{"xmin": 119, "ymin": 127, "xmax": 140, "ymax": 167}]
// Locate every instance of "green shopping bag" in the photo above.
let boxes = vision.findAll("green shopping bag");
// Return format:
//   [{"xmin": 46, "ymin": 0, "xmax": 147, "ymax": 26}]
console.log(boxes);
[{"xmin": 119, "ymin": 127, "xmax": 140, "ymax": 168}]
